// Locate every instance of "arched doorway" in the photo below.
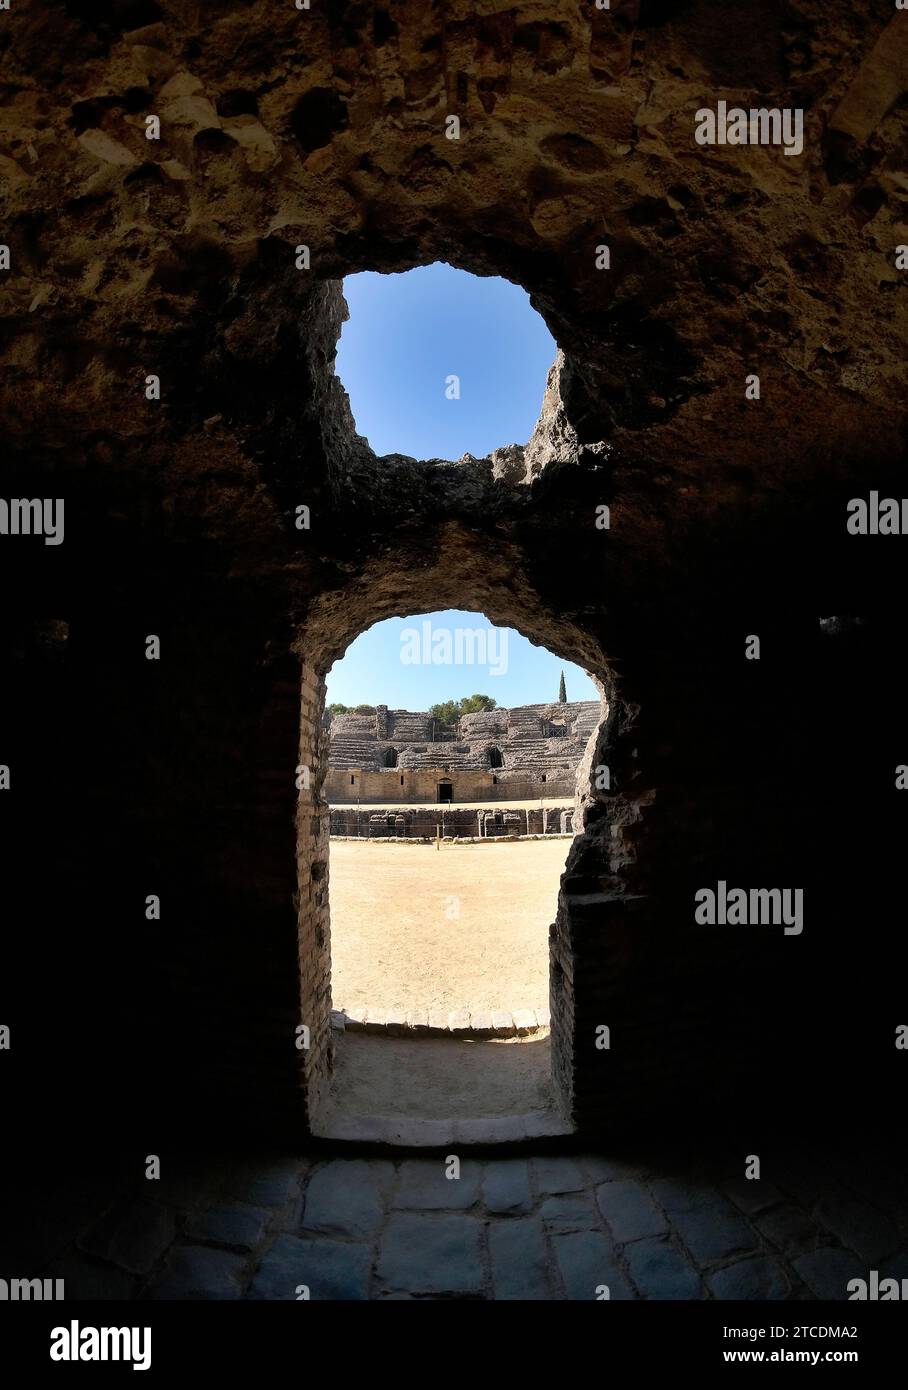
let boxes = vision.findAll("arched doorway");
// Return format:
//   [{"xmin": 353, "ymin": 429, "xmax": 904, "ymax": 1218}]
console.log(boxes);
[{"xmin": 299, "ymin": 580, "xmax": 610, "ymax": 1143}]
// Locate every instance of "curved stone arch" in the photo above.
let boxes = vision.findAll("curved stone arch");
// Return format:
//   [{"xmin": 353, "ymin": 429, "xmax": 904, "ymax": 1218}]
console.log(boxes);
[{"xmin": 296, "ymin": 554, "xmax": 615, "ymax": 1131}]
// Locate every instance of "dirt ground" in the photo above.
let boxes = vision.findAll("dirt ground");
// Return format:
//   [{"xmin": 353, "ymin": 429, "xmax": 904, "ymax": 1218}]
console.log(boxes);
[
  {"xmin": 328, "ymin": 838, "xmax": 569, "ymax": 1016},
  {"xmin": 322, "ymin": 1032, "xmax": 555, "ymax": 1119}
]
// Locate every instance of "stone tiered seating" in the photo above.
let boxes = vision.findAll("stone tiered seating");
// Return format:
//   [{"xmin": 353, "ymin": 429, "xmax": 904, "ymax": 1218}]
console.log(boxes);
[
  {"xmin": 327, "ymin": 701, "xmax": 601, "ymax": 774},
  {"xmin": 332, "ymin": 714, "xmax": 377, "ymax": 736},
  {"xmin": 572, "ymin": 705, "xmax": 601, "ymax": 739},
  {"xmin": 460, "ymin": 710, "xmax": 509, "ymax": 739},
  {"xmin": 328, "ymin": 736, "xmax": 381, "ymax": 769},
  {"xmin": 388, "ymin": 710, "xmax": 433, "ymax": 740},
  {"xmin": 398, "ymin": 743, "xmax": 486, "ymax": 770}
]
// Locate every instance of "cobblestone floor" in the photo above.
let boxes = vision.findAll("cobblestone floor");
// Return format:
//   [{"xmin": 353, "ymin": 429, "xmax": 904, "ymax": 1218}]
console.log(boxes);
[{"xmin": 6, "ymin": 1143, "xmax": 907, "ymax": 1300}]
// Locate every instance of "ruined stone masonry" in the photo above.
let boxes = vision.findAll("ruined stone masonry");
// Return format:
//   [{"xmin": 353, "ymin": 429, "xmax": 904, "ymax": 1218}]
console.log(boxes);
[
  {"xmin": 2, "ymin": 0, "xmax": 907, "ymax": 1165},
  {"xmin": 326, "ymin": 699, "xmax": 599, "ymax": 803}
]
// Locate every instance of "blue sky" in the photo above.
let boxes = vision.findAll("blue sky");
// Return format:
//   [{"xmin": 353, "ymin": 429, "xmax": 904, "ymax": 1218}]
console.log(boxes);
[
  {"xmin": 326, "ymin": 610, "xmax": 599, "ymax": 709},
  {"xmin": 329, "ymin": 271, "xmax": 585, "ymax": 709},
  {"xmin": 335, "ymin": 262, "xmax": 556, "ymax": 461}
]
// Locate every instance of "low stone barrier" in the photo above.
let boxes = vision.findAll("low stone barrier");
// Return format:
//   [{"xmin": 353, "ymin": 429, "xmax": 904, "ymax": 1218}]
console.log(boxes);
[
  {"xmin": 330, "ymin": 1006, "xmax": 551, "ymax": 1039},
  {"xmin": 329, "ymin": 833, "xmax": 574, "ymax": 843}
]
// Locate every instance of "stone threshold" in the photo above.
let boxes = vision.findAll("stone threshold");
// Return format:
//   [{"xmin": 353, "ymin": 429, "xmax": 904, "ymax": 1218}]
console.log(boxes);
[
  {"xmin": 330, "ymin": 1007, "xmax": 550, "ymax": 1039},
  {"xmin": 310, "ymin": 1108, "xmax": 573, "ymax": 1147}
]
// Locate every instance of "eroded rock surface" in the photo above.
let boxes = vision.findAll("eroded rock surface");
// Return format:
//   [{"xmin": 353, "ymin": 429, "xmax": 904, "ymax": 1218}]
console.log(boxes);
[{"xmin": 2, "ymin": 2, "xmax": 907, "ymax": 1145}]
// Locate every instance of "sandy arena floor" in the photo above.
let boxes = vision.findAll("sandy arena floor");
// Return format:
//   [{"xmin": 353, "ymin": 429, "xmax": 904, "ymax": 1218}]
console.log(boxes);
[
  {"xmin": 328, "ymin": 838, "xmax": 569, "ymax": 1016},
  {"xmin": 319, "ymin": 1032, "xmax": 555, "ymax": 1123}
]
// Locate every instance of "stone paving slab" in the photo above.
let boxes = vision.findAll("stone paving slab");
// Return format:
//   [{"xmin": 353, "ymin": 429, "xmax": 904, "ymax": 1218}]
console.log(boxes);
[
  {"xmin": 248, "ymin": 1234, "xmax": 371, "ymax": 1301},
  {"xmin": 489, "ymin": 1218, "xmax": 552, "ymax": 1300},
  {"xmin": 216, "ymin": 1157, "xmax": 305, "ymax": 1209},
  {"xmin": 541, "ymin": 1191, "xmax": 600, "ymax": 1233},
  {"xmin": 27, "ymin": 1146, "xmax": 908, "ymax": 1302},
  {"xmin": 596, "ymin": 1180, "xmax": 668, "ymax": 1242},
  {"xmin": 708, "ymin": 1255, "xmax": 790, "ymax": 1301},
  {"xmin": 376, "ymin": 1213, "xmax": 484, "ymax": 1295},
  {"xmin": 552, "ymin": 1230, "xmax": 634, "ymax": 1300},
  {"xmin": 393, "ymin": 1159, "xmax": 482, "ymax": 1209},
  {"xmin": 302, "ymin": 1159, "xmax": 393, "ymax": 1238},
  {"xmin": 150, "ymin": 1245, "xmax": 246, "ymax": 1301},
  {"xmin": 668, "ymin": 1200, "xmax": 760, "ymax": 1266},
  {"xmin": 78, "ymin": 1201, "xmax": 176, "ymax": 1277},
  {"xmin": 185, "ymin": 1203, "xmax": 271, "ymax": 1252},
  {"xmin": 792, "ymin": 1248, "xmax": 866, "ymax": 1301},
  {"xmin": 482, "ymin": 1159, "xmax": 533, "ymax": 1215},
  {"xmin": 720, "ymin": 1177, "xmax": 784, "ymax": 1217},
  {"xmin": 623, "ymin": 1235, "xmax": 703, "ymax": 1300},
  {"xmin": 755, "ymin": 1203, "xmax": 825, "ymax": 1257},
  {"xmin": 531, "ymin": 1155, "xmax": 587, "ymax": 1194}
]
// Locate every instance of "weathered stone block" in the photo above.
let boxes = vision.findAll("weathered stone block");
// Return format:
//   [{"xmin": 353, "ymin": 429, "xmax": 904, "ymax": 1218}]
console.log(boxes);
[
  {"xmin": 376, "ymin": 1214, "xmax": 483, "ymax": 1295},
  {"xmin": 489, "ymin": 1218, "xmax": 552, "ymax": 1300},
  {"xmin": 248, "ymin": 1235, "xmax": 370, "ymax": 1301}
]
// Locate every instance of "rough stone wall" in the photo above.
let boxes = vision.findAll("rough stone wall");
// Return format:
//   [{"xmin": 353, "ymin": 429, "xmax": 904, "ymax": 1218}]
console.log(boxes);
[
  {"xmin": 3, "ymin": 0, "xmax": 908, "ymax": 1152},
  {"xmin": 325, "ymin": 766, "xmax": 577, "ymax": 803},
  {"xmin": 328, "ymin": 700, "xmax": 598, "ymax": 771},
  {"xmin": 325, "ymin": 699, "xmax": 598, "ymax": 802}
]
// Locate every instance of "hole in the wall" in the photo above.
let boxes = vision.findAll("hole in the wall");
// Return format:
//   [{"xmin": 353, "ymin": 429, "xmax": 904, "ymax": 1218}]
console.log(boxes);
[
  {"xmin": 335, "ymin": 263, "xmax": 557, "ymax": 463},
  {"xmin": 305, "ymin": 609, "xmax": 606, "ymax": 1143},
  {"xmin": 291, "ymin": 87, "xmax": 349, "ymax": 154}
]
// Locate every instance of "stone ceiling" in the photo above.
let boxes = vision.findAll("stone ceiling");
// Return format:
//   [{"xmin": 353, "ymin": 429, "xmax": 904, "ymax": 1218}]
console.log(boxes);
[{"xmin": 2, "ymin": 0, "xmax": 906, "ymax": 664}]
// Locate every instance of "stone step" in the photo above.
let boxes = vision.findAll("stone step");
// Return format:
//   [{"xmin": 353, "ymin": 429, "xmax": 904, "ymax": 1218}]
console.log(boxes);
[{"xmin": 331, "ymin": 1006, "xmax": 551, "ymax": 1039}]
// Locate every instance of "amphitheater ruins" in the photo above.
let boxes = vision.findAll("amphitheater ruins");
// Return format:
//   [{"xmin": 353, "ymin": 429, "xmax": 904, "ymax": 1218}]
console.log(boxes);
[{"xmin": 326, "ymin": 698, "xmax": 599, "ymax": 838}]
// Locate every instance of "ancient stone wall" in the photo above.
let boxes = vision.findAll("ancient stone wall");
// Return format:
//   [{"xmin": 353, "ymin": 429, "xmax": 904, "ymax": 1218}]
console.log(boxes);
[
  {"xmin": 326, "ymin": 699, "xmax": 597, "ymax": 803},
  {"xmin": 3, "ymin": 0, "xmax": 907, "ymax": 1155},
  {"xmin": 325, "ymin": 766, "xmax": 577, "ymax": 803}
]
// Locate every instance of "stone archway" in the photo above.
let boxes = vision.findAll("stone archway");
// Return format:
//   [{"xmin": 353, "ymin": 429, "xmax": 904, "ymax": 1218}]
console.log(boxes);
[{"xmin": 295, "ymin": 558, "xmax": 614, "ymax": 1130}]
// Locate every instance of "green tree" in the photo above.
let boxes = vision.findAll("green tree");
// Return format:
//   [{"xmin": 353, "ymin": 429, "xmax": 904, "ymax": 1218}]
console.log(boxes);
[
  {"xmin": 430, "ymin": 694, "xmax": 497, "ymax": 724},
  {"xmin": 430, "ymin": 699, "xmax": 461, "ymax": 725},
  {"xmin": 558, "ymin": 670, "xmax": 567, "ymax": 703},
  {"xmin": 326, "ymin": 703, "xmax": 350, "ymax": 718},
  {"xmin": 353, "ymin": 704, "xmax": 376, "ymax": 715},
  {"xmin": 459, "ymin": 693, "xmax": 497, "ymax": 714}
]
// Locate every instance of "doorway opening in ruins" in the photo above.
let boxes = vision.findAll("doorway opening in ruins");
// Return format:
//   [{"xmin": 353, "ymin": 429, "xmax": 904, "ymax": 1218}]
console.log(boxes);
[{"xmin": 310, "ymin": 609, "xmax": 603, "ymax": 1143}]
